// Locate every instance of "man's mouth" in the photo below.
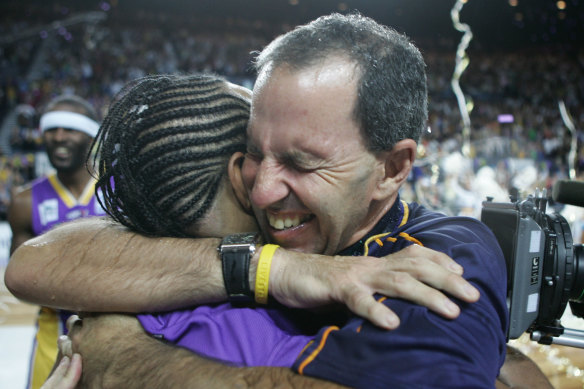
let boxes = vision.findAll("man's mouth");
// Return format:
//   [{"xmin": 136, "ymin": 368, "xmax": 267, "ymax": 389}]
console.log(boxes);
[
  {"xmin": 267, "ymin": 213, "xmax": 313, "ymax": 230},
  {"xmin": 53, "ymin": 146, "xmax": 71, "ymax": 159}
]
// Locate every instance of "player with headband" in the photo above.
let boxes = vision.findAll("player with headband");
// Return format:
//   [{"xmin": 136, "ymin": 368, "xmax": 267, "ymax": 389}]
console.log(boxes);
[{"xmin": 7, "ymin": 94, "xmax": 106, "ymax": 389}]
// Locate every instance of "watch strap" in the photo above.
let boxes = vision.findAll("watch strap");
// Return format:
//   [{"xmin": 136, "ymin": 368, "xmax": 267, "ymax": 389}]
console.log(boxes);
[{"xmin": 222, "ymin": 250, "xmax": 253, "ymax": 303}]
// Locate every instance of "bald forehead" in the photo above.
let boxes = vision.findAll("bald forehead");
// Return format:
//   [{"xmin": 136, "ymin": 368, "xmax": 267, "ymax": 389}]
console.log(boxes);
[
  {"xmin": 255, "ymin": 54, "xmax": 360, "ymax": 88},
  {"xmin": 251, "ymin": 57, "xmax": 361, "ymax": 127}
]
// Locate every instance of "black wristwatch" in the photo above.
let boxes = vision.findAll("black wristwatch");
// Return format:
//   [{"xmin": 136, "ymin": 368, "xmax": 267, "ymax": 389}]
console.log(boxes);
[{"xmin": 218, "ymin": 232, "xmax": 260, "ymax": 303}]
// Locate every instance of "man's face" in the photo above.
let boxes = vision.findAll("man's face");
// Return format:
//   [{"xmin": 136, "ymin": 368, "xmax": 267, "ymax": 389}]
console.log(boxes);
[
  {"xmin": 43, "ymin": 104, "xmax": 93, "ymax": 173},
  {"xmin": 242, "ymin": 58, "xmax": 389, "ymax": 255}
]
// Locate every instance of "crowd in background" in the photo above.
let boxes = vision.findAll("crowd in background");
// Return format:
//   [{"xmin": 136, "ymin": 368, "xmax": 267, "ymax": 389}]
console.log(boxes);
[{"xmin": 0, "ymin": 3, "xmax": 583, "ymax": 221}]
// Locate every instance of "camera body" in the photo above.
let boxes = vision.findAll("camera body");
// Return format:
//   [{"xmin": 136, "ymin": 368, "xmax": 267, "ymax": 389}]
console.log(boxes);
[{"xmin": 481, "ymin": 191, "xmax": 584, "ymax": 347}]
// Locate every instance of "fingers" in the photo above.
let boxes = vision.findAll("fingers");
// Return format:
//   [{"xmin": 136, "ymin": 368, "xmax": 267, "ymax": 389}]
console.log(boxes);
[
  {"xmin": 67, "ymin": 354, "xmax": 83, "ymax": 382},
  {"xmin": 406, "ymin": 259, "xmax": 480, "ymax": 304},
  {"xmin": 382, "ymin": 246, "xmax": 480, "ymax": 303},
  {"xmin": 339, "ymin": 248, "xmax": 482, "ymax": 324},
  {"xmin": 394, "ymin": 244, "xmax": 464, "ymax": 275},
  {"xmin": 383, "ymin": 272, "xmax": 462, "ymax": 318},
  {"xmin": 345, "ymin": 293, "xmax": 401, "ymax": 330},
  {"xmin": 66, "ymin": 314, "xmax": 83, "ymax": 333},
  {"xmin": 58, "ymin": 335, "xmax": 73, "ymax": 358},
  {"xmin": 371, "ymin": 259, "xmax": 479, "ymax": 316},
  {"xmin": 40, "ymin": 354, "xmax": 82, "ymax": 389}
]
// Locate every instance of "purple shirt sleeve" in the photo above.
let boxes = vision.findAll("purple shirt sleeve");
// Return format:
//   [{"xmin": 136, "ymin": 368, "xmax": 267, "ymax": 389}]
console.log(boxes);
[{"xmin": 138, "ymin": 303, "xmax": 313, "ymax": 367}]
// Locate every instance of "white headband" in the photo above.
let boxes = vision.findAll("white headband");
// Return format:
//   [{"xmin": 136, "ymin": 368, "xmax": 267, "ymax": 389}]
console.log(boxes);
[{"xmin": 40, "ymin": 111, "xmax": 100, "ymax": 138}]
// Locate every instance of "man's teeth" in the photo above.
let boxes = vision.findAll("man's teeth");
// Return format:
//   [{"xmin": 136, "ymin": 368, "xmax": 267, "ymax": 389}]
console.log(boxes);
[
  {"xmin": 55, "ymin": 147, "xmax": 70, "ymax": 156},
  {"xmin": 268, "ymin": 214, "xmax": 303, "ymax": 230}
]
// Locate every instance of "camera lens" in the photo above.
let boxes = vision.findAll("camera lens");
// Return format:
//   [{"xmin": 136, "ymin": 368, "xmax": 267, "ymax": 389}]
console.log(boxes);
[{"xmin": 570, "ymin": 244, "xmax": 584, "ymax": 304}]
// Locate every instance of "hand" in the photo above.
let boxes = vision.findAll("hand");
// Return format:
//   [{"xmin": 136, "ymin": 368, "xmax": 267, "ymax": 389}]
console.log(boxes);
[
  {"xmin": 268, "ymin": 244, "xmax": 480, "ymax": 330},
  {"xmin": 40, "ymin": 354, "xmax": 82, "ymax": 389}
]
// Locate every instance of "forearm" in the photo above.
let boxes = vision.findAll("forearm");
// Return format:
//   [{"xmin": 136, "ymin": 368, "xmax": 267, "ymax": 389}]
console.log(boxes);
[
  {"xmin": 5, "ymin": 217, "xmax": 227, "ymax": 312},
  {"xmin": 6, "ymin": 218, "xmax": 479, "ymax": 326},
  {"xmin": 96, "ymin": 336, "xmax": 346, "ymax": 389},
  {"xmin": 73, "ymin": 314, "xmax": 347, "ymax": 389},
  {"xmin": 497, "ymin": 345, "xmax": 552, "ymax": 389}
]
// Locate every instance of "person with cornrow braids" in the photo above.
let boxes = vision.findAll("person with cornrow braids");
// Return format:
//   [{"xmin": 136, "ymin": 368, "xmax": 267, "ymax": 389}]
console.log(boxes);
[{"xmin": 92, "ymin": 74, "xmax": 257, "ymax": 239}]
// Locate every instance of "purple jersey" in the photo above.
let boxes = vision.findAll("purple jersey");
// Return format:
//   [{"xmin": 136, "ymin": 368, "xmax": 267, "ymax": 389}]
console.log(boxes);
[{"xmin": 31, "ymin": 173, "xmax": 106, "ymax": 235}]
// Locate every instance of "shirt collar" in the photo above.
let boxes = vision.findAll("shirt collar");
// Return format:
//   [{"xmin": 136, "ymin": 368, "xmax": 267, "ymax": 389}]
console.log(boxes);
[{"xmin": 338, "ymin": 196, "xmax": 405, "ymax": 256}]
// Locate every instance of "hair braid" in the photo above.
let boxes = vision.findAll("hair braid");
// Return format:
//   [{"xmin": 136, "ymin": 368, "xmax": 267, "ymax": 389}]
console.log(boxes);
[{"xmin": 91, "ymin": 74, "xmax": 250, "ymax": 237}]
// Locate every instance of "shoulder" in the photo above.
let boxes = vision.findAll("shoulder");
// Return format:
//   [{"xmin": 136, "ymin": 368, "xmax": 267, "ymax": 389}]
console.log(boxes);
[
  {"xmin": 404, "ymin": 202, "xmax": 500, "ymax": 252},
  {"xmin": 7, "ymin": 184, "xmax": 33, "ymax": 232},
  {"xmin": 9, "ymin": 184, "xmax": 33, "ymax": 212}
]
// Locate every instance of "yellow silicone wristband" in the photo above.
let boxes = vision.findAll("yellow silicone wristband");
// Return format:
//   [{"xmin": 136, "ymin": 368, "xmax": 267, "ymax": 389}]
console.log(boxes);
[{"xmin": 255, "ymin": 244, "xmax": 279, "ymax": 304}]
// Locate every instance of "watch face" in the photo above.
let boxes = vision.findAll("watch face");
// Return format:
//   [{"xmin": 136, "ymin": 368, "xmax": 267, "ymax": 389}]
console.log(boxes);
[
  {"xmin": 221, "ymin": 232, "xmax": 259, "ymax": 247},
  {"xmin": 221, "ymin": 232, "xmax": 258, "ymax": 251}
]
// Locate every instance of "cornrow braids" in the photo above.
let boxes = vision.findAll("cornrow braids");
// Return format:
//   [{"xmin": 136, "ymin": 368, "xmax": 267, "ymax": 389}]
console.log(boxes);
[{"xmin": 91, "ymin": 74, "xmax": 250, "ymax": 237}]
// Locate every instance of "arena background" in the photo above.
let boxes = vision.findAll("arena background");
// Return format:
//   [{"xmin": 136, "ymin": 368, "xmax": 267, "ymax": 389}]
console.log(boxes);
[{"xmin": 1, "ymin": 0, "xmax": 583, "ymax": 387}]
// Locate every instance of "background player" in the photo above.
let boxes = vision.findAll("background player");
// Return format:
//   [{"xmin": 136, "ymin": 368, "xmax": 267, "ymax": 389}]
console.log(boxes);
[{"xmin": 7, "ymin": 94, "xmax": 105, "ymax": 389}]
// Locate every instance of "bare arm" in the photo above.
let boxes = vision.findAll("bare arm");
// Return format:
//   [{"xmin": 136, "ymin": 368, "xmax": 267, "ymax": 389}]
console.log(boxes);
[
  {"xmin": 68, "ymin": 317, "xmax": 551, "ymax": 389},
  {"xmin": 5, "ymin": 217, "xmax": 479, "ymax": 328},
  {"xmin": 70, "ymin": 313, "xmax": 348, "ymax": 389},
  {"xmin": 6, "ymin": 217, "xmax": 226, "ymax": 313},
  {"xmin": 41, "ymin": 355, "xmax": 82, "ymax": 389},
  {"xmin": 7, "ymin": 186, "xmax": 33, "ymax": 255},
  {"xmin": 496, "ymin": 345, "xmax": 553, "ymax": 389}
]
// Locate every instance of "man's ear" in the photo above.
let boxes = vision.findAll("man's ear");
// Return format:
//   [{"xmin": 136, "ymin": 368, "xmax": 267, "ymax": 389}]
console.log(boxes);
[
  {"xmin": 372, "ymin": 139, "xmax": 417, "ymax": 201},
  {"xmin": 227, "ymin": 151, "xmax": 252, "ymax": 212}
]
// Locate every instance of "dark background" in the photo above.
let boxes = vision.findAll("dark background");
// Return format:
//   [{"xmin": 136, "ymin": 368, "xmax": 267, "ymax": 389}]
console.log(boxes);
[{"xmin": 2, "ymin": 0, "xmax": 583, "ymax": 51}]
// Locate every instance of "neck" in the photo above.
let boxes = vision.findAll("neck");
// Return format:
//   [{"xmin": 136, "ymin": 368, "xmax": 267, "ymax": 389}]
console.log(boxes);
[
  {"xmin": 344, "ymin": 193, "xmax": 398, "ymax": 250},
  {"xmin": 186, "ymin": 181, "xmax": 259, "ymax": 238},
  {"xmin": 56, "ymin": 167, "xmax": 93, "ymax": 199}
]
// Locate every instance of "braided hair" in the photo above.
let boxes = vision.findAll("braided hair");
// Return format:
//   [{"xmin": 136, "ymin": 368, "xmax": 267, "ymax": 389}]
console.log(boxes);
[{"xmin": 91, "ymin": 74, "xmax": 250, "ymax": 237}]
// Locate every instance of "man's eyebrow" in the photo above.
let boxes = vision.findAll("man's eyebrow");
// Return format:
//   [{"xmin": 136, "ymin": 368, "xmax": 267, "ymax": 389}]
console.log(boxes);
[{"xmin": 279, "ymin": 149, "xmax": 322, "ymax": 167}]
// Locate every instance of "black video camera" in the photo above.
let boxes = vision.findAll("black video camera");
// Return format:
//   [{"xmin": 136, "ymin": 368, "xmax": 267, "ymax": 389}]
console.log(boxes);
[{"xmin": 481, "ymin": 180, "xmax": 584, "ymax": 348}]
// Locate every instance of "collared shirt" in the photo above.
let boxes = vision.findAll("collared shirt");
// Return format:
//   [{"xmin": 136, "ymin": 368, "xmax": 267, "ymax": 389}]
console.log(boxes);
[{"xmin": 293, "ymin": 198, "xmax": 508, "ymax": 388}]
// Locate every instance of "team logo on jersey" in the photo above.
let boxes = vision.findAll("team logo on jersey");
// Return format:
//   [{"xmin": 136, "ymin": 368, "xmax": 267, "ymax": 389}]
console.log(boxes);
[
  {"xmin": 38, "ymin": 198, "xmax": 59, "ymax": 226},
  {"xmin": 66, "ymin": 209, "xmax": 82, "ymax": 220}
]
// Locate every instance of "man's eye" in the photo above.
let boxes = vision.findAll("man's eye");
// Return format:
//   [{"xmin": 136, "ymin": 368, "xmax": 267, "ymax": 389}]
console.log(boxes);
[
  {"xmin": 245, "ymin": 151, "xmax": 261, "ymax": 162},
  {"xmin": 288, "ymin": 160, "xmax": 314, "ymax": 173}
]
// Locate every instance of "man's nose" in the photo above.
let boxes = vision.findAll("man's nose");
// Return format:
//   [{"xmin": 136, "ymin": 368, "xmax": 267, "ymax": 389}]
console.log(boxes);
[
  {"xmin": 52, "ymin": 127, "xmax": 68, "ymax": 142},
  {"xmin": 249, "ymin": 159, "xmax": 289, "ymax": 210}
]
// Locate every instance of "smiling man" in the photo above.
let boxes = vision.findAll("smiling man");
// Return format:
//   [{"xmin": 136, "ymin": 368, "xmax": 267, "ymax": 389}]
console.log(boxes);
[
  {"xmin": 243, "ymin": 56, "xmax": 406, "ymax": 255},
  {"xmin": 7, "ymin": 94, "xmax": 105, "ymax": 389},
  {"xmin": 232, "ymin": 14, "xmax": 508, "ymax": 386}
]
